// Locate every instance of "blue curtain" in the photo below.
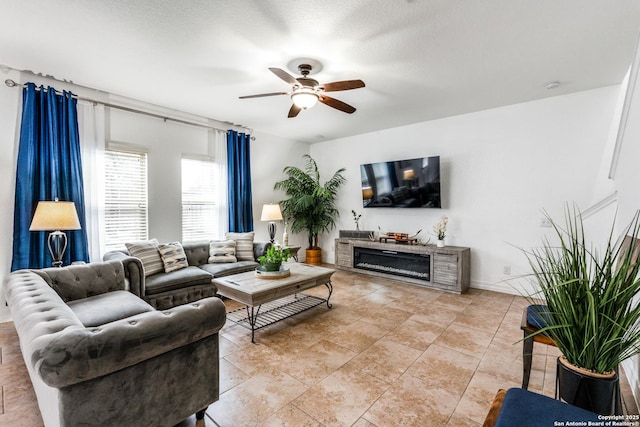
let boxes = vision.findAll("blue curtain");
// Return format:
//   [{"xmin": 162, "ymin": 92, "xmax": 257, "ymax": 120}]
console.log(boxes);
[
  {"xmin": 11, "ymin": 83, "xmax": 89, "ymax": 270},
  {"xmin": 227, "ymin": 130, "xmax": 254, "ymax": 232}
]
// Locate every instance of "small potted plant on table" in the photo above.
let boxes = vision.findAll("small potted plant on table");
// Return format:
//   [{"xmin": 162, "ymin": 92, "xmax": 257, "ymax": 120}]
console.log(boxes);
[{"xmin": 258, "ymin": 245, "xmax": 291, "ymax": 272}]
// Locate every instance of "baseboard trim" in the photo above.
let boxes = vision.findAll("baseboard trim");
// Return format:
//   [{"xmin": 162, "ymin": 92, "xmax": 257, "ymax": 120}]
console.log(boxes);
[{"xmin": 470, "ymin": 280, "xmax": 522, "ymax": 296}]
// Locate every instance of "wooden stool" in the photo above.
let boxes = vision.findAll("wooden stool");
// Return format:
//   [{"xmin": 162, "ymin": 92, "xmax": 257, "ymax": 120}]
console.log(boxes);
[{"xmin": 521, "ymin": 304, "xmax": 555, "ymax": 389}]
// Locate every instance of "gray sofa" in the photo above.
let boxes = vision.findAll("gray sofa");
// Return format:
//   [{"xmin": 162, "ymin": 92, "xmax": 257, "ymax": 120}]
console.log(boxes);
[
  {"xmin": 3, "ymin": 260, "xmax": 226, "ymax": 427},
  {"xmin": 104, "ymin": 240, "xmax": 271, "ymax": 309}
]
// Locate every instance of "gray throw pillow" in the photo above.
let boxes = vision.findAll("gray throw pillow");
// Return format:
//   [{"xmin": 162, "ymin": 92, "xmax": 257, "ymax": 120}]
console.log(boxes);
[
  {"xmin": 125, "ymin": 239, "xmax": 163, "ymax": 277},
  {"xmin": 158, "ymin": 242, "xmax": 189, "ymax": 273},
  {"xmin": 208, "ymin": 240, "xmax": 237, "ymax": 263},
  {"xmin": 225, "ymin": 231, "xmax": 255, "ymax": 261}
]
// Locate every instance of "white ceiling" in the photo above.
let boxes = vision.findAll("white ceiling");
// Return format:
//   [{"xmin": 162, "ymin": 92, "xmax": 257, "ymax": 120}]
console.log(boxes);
[{"xmin": 1, "ymin": 1, "xmax": 639, "ymax": 143}]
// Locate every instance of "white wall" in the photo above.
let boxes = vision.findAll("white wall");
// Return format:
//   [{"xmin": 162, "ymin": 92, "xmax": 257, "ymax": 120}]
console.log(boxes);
[
  {"xmin": 610, "ymin": 35, "xmax": 640, "ymax": 411},
  {"xmin": 310, "ymin": 85, "xmax": 620, "ymax": 295},
  {"xmin": 250, "ymin": 131, "xmax": 309, "ymax": 246}
]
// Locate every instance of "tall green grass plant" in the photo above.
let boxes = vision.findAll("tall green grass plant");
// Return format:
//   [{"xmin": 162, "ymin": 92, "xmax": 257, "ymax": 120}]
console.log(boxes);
[{"xmin": 524, "ymin": 207, "xmax": 640, "ymax": 374}]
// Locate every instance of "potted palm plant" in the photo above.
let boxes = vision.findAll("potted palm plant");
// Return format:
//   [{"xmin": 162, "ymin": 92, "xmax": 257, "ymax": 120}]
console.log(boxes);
[
  {"xmin": 274, "ymin": 154, "xmax": 346, "ymax": 265},
  {"xmin": 522, "ymin": 206, "xmax": 640, "ymax": 415}
]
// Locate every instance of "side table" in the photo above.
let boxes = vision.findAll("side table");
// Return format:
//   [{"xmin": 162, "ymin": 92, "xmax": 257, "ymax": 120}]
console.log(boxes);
[{"xmin": 283, "ymin": 245, "xmax": 301, "ymax": 262}]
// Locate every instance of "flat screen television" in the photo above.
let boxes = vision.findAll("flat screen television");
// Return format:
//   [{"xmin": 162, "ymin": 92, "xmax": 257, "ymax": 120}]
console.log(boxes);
[{"xmin": 360, "ymin": 156, "xmax": 441, "ymax": 208}]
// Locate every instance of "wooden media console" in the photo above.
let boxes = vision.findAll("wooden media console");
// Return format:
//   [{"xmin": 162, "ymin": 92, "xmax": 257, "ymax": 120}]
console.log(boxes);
[{"xmin": 335, "ymin": 238, "xmax": 470, "ymax": 293}]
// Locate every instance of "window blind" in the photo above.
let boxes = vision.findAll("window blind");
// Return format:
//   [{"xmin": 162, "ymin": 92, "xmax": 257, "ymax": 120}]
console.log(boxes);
[
  {"xmin": 182, "ymin": 157, "xmax": 219, "ymax": 242},
  {"xmin": 104, "ymin": 150, "xmax": 148, "ymax": 250}
]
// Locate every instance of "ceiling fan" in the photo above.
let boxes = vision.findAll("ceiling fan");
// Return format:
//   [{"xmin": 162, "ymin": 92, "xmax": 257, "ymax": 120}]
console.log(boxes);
[{"xmin": 239, "ymin": 61, "xmax": 365, "ymax": 118}]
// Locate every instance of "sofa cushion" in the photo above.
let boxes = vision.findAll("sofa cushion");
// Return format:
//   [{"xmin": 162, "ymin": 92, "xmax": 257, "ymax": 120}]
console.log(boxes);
[
  {"xmin": 208, "ymin": 240, "xmax": 237, "ymax": 263},
  {"xmin": 158, "ymin": 242, "xmax": 189, "ymax": 273},
  {"xmin": 126, "ymin": 239, "xmax": 163, "ymax": 277},
  {"xmin": 182, "ymin": 241, "xmax": 210, "ymax": 266},
  {"xmin": 67, "ymin": 290, "xmax": 154, "ymax": 327},
  {"xmin": 494, "ymin": 388, "xmax": 600, "ymax": 426},
  {"xmin": 144, "ymin": 266, "xmax": 213, "ymax": 295},
  {"xmin": 199, "ymin": 260, "xmax": 259, "ymax": 277},
  {"xmin": 225, "ymin": 232, "xmax": 255, "ymax": 261}
]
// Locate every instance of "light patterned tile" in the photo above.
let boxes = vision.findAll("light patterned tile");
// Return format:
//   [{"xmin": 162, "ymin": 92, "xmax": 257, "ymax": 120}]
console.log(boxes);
[
  {"xmin": 277, "ymin": 339, "xmax": 357, "ymax": 386},
  {"xmin": 346, "ymin": 337, "xmax": 422, "ymax": 383},
  {"xmin": 262, "ymin": 403, "xmax": 322, "ymax": 427},
  {"xmin": 387, "ymin": 318, "xmax": 443, "ymax": 351},
  {"xmin": 292, "ymin": 365, "xmax": 389, "ymax": 427},
  {"xmin": 454, "ymin": 370, "xmax": 518, "ymax": 425},
  {"xmin": 363, "ymin": 374, "xmax": 459, "ymax": 426},
  {"xmin": 433, "ymin": 322, "xmax": 495, "ymax": 358},
  {"xmin": 358, "ymin": 305, "xmax": 413, "ymax": 330},
  {"xmin": 405, "ymin": 344, "xmax": 480, "ymax": 396},
  {"xmin": 208, "ymin": 367, "xmax": 307, "ymax": 426},
  {"xmin": 218, "ymin": 358, "xmax": 250, "ymax": 394},
  {"xmin": 326, "ymin": 320, "xmax": 388, "ymax": 352}
]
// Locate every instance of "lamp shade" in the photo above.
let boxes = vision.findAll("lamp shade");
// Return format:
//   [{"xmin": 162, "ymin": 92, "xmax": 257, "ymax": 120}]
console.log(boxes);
[
  {"xmin": 291, "ymin": 89, "xmax": 319, "ymax": 109},
  {"xmin": 29, "ymin": 200, "xmax": 81, "ymax": 231},
  {"xmin": 362, "ymin": 187, "xmax": 374, "ymax": 200},
  {"xmin": 403, "ymin": 169, "xmax": 415, "ymax": 180},
  {"xmin": 260, "ymin": 204, "xmax": 283, "ymax": 221}
]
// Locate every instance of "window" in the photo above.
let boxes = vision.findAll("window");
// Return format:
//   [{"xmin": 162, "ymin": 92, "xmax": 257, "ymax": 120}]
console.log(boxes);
[
  {"xmin": 104, "ymin": 150, "xmax": 148, "ymax": 250},
  {"xmin": 182, "ymin": 157, "xmax": 218, "ymax": 242}
]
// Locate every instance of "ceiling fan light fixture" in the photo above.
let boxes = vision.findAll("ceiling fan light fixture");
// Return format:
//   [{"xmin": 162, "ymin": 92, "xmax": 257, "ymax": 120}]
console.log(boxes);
[{"xmin": 291, "ymin": 88, "xmax": 319, "ymax": 109}]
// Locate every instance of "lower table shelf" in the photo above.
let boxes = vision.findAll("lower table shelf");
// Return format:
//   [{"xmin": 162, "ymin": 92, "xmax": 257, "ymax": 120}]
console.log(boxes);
[{"xmin": 226, "ymin": 293, "xmax": 330, "ymax": 342}]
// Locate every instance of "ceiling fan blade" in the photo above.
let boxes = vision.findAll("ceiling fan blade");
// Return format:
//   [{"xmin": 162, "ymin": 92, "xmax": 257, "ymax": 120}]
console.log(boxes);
[
  {"xmin": 288, "ymin": 104, "xmax": 302, "ymax": 118},
  {"xmin": 239, "ymin": 91, "xmax": 289, "ymax": 99},
  {"xmin": 269, "ymin": 67, "xmax": 298, "ymax": 86},
  {"xmin": 321, "ymin": 79, "xmax": 365, "ymax": 92},
  {"xmin": 319, "ymin": 95, "xmax": 356, "ymax": 114}
]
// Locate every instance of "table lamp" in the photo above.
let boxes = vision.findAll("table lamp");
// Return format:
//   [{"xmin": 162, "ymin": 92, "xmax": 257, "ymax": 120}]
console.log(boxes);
[
  {"xmin": 260, "ymin": 203, "xmax": 283, "ymax": 244},
  {"xmin": 29, "ymin": 199, "xmax": 81, "ymax": 267}
]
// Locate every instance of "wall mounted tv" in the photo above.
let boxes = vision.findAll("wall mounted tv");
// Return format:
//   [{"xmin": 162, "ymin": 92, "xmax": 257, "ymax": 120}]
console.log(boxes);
[{"xmin": 360, "ymin": 156, "xmax": 441, "ymax": 208}]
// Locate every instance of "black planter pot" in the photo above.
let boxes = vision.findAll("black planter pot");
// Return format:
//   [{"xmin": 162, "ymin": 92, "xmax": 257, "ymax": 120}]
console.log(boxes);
[{"xmin": 556, "ymin": 356, "xmax": 621, "ymax": 415}]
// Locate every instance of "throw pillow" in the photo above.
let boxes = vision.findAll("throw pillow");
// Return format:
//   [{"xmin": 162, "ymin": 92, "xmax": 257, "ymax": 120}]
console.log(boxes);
[
  {"xmin": 125, "ymin": 239, "xmax": 163, "ymax": 277},
  {"xmin": 225, "ymin": 231, "xmax": 255, "ymax": 261},
  {"xmin": 208, "ymin": 240, "xmax": 237, "ymax": 263},
  {"xmin": 157, "ymin": 242, "xmax": 189, "ymax": 273}
]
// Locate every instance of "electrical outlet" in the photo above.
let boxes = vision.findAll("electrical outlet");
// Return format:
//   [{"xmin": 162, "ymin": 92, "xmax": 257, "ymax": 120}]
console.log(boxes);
[
  {"xmin": 503, "ymin": 265, "xmax": 511, "ymax": 275},
  {"xmin": 540, "ymin": 218, "xmax": 553, "ymax": 228}
]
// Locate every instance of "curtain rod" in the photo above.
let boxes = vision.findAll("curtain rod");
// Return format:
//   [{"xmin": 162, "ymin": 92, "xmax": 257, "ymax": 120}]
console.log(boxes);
[{"xmin": 4, "ymin": 79, "xmax": 254, "ymax": 138}]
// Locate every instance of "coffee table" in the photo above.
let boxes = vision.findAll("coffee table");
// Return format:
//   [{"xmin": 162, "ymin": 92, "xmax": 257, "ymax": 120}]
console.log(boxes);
[{"xmin": 213, "ymin": 263, "xmax": 335, "ymax": 342}]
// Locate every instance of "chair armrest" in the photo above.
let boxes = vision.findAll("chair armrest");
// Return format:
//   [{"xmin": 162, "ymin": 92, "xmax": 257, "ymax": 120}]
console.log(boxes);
[
  {"xmin": 35, "ymin": 297, "xmax": 226, "ymax": 388},
  {"xmin": 103, "ymin": 250, "xmax": 145, "ymax": 297},
  {"xmin": 253, "ymin": 242, "xmax": 272, "ymax": 260}
]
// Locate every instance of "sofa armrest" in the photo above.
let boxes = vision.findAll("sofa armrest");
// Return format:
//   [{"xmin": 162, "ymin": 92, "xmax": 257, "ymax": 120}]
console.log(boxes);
[
  {"xmin": 35, "ymin": 297, "xmax": 226, "ymax": 388},
  {"xmin": 253, "ymin": 242, "xmax": 272, "ymax": 260},
  {"xmin": 103, "ymin": 250, "xmax": 144, "ymax": 297}
]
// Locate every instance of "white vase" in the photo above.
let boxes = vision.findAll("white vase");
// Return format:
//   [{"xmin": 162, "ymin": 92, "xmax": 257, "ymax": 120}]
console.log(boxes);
[
  {"xmin": 282, "ymin": 229, "xmax": 289, "ymax": 246},
  {"xmin": 436, "ymin": 239, "xmax": 445, "ymax": 248}
]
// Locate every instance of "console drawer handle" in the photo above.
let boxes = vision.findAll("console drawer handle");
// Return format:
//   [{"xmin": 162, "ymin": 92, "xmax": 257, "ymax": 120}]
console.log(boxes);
[{"xmin": 382, "ymin": 250, "xmax": 398, "ymax": 255}]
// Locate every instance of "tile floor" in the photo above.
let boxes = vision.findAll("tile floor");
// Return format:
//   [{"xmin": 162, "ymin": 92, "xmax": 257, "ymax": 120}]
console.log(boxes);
[{"xmin": 0, "ymin": 268, "xmax": 637, "ymax": 426}]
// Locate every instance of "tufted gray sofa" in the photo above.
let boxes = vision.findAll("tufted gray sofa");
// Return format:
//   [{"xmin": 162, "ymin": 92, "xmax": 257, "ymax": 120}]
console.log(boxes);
[
  {"xmin": 104, "ymin": 240, "xmax": 271, "ymax": 309},
  {"xmin": 3, "ymin": 260, "xmax": 226, "ymax": 427}
]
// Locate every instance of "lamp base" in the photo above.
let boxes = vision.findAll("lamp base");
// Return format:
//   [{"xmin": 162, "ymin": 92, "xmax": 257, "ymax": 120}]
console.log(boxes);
[
  {"xmin": 48, "ymin": 230, "xmax": 68, "ymax": 267},
  {"xmin": 267, "ymin": 221, "xmax": 277, "ymax": 244}
]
